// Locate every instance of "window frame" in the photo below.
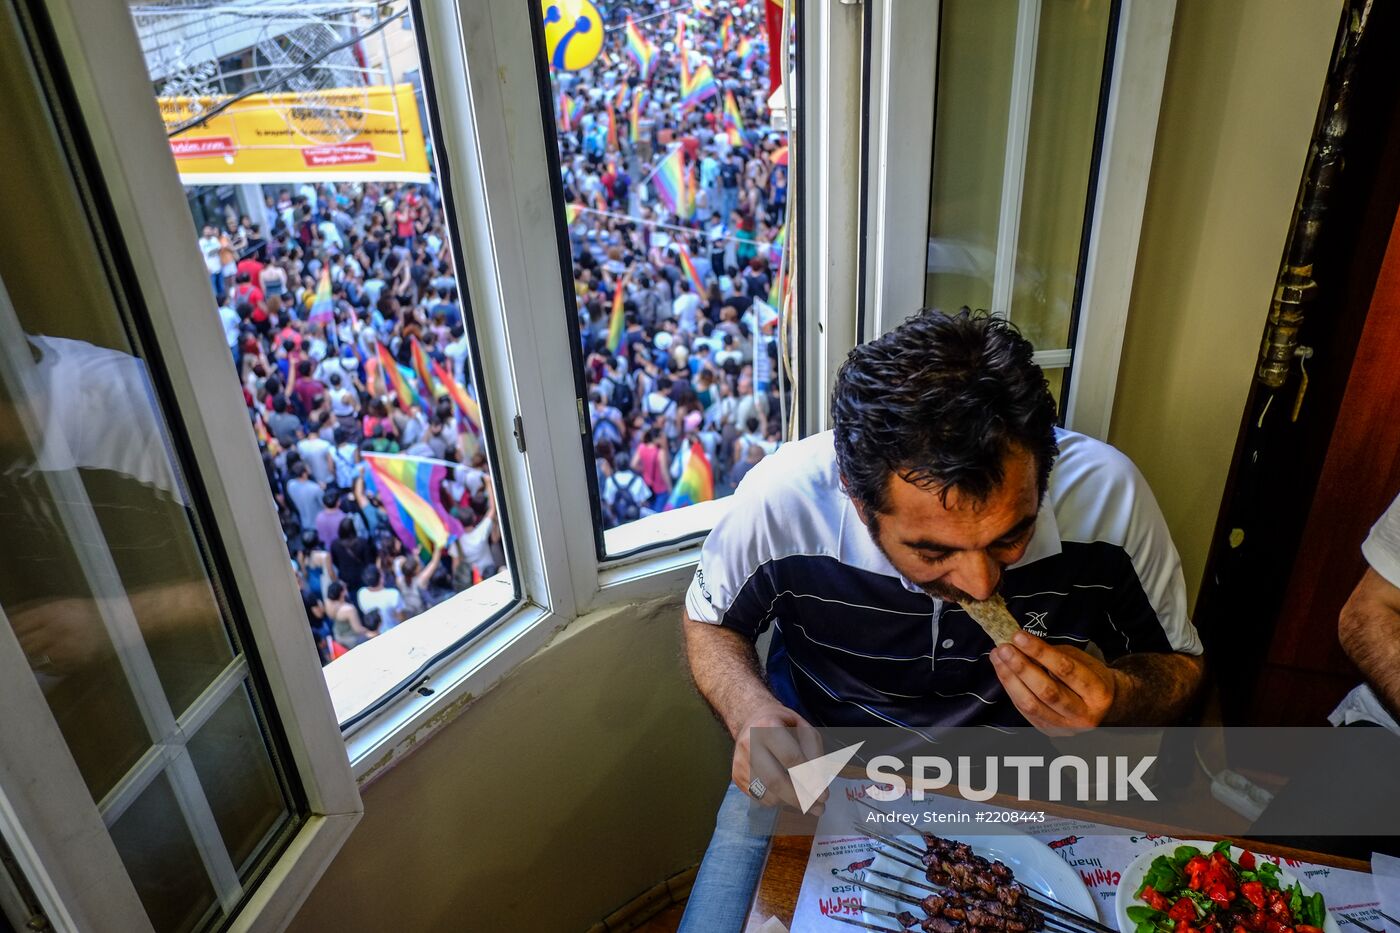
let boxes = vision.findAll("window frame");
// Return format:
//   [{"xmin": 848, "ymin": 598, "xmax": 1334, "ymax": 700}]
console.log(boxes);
[
  {"xmin": 858, "ymin": 0, "xmax": 1178, "ymax": 438},
  {"xmin": 17, "ymin": 0, "xmax": 836, "ymax": 925}
]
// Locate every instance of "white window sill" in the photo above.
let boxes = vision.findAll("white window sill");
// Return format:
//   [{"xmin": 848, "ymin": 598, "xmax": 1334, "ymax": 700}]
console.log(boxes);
[
  {"xmin": 325, "ymin": 572, "xmax": 517, "ymax": 728},
  {"xmin": 602, "ymin": 497, "xmax": 730, "ymax": 563}
]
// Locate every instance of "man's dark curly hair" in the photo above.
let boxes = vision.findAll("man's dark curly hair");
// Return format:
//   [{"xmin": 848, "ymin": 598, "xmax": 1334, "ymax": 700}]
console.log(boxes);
[{"xmin": 832, "ymin": 308, "xmax": 1059, "ymax": 517}]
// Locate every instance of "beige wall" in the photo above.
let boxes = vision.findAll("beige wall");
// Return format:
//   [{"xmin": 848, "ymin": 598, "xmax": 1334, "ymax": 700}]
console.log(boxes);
[
  {"xmin": 290, "ymin": 598, "xmax": 731, "ymax": 933},
  {"xmin": 1108, "ymin": 0, "xmax": 1339, "ymax": 610}
]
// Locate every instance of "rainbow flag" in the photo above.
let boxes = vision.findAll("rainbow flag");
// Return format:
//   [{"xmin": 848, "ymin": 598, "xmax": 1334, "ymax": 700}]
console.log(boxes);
[
  {"xmin": 430, "ymin": 357, "xmax": 481, "ymax": 435},
  {"xmin": 737, "ymin": 36, "xmax": 757, "ymax": 67},
  {"xmin": 720, "ymin": 13, "xmax": 734, "ymax": 51},
  {"xmin": 692, "ymin": 0, "xmax": 713, "ymax": 14},
  {"xmin": 377, "ymin": 342, "xmax": 423, "ymax": 412},
  {"xmin": 678, "ymin": 246, "xmax": 706, "ymax": 297},
  {"xmin": 666, "ymin": 441, "xmax": 715, "ymax": 510},
  {"xmin": 629, "ymin": 88, "xmax": 643, "ymax": 144},
  {"xmin": 624, "ymin": 16, "xmax": 656, "ymax": 79},
  {"xmin": 365, "ymin": 354, "xmax": 384, "ymax": 398},
  {"xmin": 684, "ymin": 162, "xmax": 697, "ymax": 220},
  {"xmin": 682, "ymin": 62, "xmax": 718, "ymax": 110},
  {"xmin": 558, "ymin": 90, "xmax": 581, "ymax": 132},
  {"xmin": 651, "ymin": 147, "xmax": 686, "ymax": 215},
  {"xmin": 605, "ymin": 101, "xmax": 618, "ymax": 151},
  {"xmin": 363, "ymin": 454, "xmax": 465, "ymax": 561},
  {"xmin": 605, "ymin": 276, "xmax": 627, "ymax": 354},
  {"xmin": 723, "ymin": 90, "xmax": 745, "ymax": 147},
  {"xmin": 565, "ymin": 201, "xmax": 584, "ymax": 226},
  {"xmin": 768, "ymin": 266, "xmax": 786, "ymax": 311},
  {"xmin": 410, "ymin": 337, "xmax": 435, "ymax": 401},
  {"xmin": 308, "ymin": 266, "xmax": 335, "ymax": 325},
  {"xmin": 675, "ymin": 14, "xmax": 687, "ymax": 54}
]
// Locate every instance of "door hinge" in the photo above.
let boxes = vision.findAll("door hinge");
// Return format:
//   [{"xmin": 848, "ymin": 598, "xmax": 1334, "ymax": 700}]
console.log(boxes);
[
  {"xmin": 576, "ymin": 397, "xmax": 588, "ymax": 437},
  {"xmin": 512, "ymin": 414, "xmax": 526, "ymax": 453}
]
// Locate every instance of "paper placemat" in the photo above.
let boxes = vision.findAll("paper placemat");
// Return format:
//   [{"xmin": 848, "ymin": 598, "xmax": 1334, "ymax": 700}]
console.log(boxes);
[{"xmin": 789, "ymin": 779, "xmax": 1380, "ymax": 932}]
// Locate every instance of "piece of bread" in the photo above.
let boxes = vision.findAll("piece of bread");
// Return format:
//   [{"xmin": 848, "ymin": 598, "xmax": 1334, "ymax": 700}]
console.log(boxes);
[{"xmin": 957, "ymin": 594, "xmax": 1022, "ymax": 645}]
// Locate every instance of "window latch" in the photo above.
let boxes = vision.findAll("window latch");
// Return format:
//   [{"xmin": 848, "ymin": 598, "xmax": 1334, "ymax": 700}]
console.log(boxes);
[{"xmin": 513, "ymin": 414, "xmax": 526, "ymax": 453}]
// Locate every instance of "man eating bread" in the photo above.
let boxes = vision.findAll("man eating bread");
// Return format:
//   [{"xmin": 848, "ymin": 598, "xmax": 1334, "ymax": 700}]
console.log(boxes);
[{"xmin": 677, "ymin": 309, "xmax": 1205, "ymax": 933}]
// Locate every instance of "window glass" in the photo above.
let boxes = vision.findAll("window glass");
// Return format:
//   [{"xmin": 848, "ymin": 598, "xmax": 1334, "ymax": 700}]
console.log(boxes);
[
  {"xmin": 129, "ymin": 1, "xmax": 511, "ymax": 668},
  {"xmin": 536, "ymin": 1, "xmax": 796, "ymax": 548},
  {"xmin": 924, "ymin": 0, "xmax": 1115, "ymax": 403},
  {"xmin": 0, "ymin": 6, "xmax": 300, "ymax": 926}
]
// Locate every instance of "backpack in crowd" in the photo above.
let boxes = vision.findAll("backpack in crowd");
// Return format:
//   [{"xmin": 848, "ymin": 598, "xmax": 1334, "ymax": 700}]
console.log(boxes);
[
  {"xmin": 607, "ymin": 374, "xmax": 634, "ymax": 414},
  {"xmin": 610, "ymin": 473, "xmax": 643, "ymax": 524}
]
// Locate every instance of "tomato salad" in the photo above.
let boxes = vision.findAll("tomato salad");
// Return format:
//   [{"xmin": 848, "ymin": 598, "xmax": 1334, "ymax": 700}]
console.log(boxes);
[{"xmin": 1127, "ymin": 842, "xmax": 1328, "ymax": 933}]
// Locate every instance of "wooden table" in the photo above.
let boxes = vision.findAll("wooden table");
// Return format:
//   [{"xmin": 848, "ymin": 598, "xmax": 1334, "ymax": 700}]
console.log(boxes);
[{"xmin": 740, "ymin": 806, "xmax": 1372, "ymax": 932}]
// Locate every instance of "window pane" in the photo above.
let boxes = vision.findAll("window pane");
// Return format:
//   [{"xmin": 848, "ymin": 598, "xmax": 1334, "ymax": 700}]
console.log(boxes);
[
  {"xmin": 109, "ymin": 772, "xmax": 219, "ymax": 933},
  {"xmin": 924, "ymin": 0, "xmax": 1114, "ymax": 351},
  {"xmin": 1, "ymin": 5, "xmax": 301, "ymax": 928},
  {"xmin": 536, "ymin": 1, "xmax": 796, "ymax": 547},
  {"xmin": 128, "ymin": 2, "xmax": 512, "ymax": 678},
  {"xmin": 185, "ymin": 684, "xmax": 293, "ymax": 872}
]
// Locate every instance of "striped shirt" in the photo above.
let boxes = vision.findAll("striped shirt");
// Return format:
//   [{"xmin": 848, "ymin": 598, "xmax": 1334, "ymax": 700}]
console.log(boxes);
[{"xmin": 684, "ymin": 429, "xmax": 1202, "ymax": 734}]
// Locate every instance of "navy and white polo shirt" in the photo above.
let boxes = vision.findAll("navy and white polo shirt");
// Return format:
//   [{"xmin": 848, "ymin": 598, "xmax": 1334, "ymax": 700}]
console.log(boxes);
[{"xmin": 684, "ymin": 429, "xmax": 1203, "ymax": 733}]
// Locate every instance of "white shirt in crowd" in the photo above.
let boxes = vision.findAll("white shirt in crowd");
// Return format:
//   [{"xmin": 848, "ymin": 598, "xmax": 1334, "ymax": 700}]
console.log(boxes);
[{"xmin": 358, "ymin": 585, "xmax": 406, "ymax": 631}]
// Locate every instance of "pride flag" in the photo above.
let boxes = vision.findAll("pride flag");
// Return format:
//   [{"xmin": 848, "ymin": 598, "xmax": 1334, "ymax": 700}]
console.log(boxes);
[
  {"xmin": 565, "ymin": 201, "xmax": 584, "ymax": 226},
  {"xmin": 605, "ymin": 101, "xmax": 618, "ymax": 151},
  {"xmin": 558, "ymin": 90, "xmax": 581, "ymax": 132},
  {"xmin": 723, "ymin": 90, "xmax": 745, "ymax": 147},
  {"xmin": 666, "ymin": 441, "xmax": 715, "ymax": 510},
  {"xmin": 410, "ymin": 337, "xmax": 435, "ymax": 401},
  {"xmin": 430, "ymin": 358, "xmax": 482, "ymax": 435},
  {"xmin": 629, "ymin": 88, "xmax": 643, "ymax": 144},
  {"xmin": 720, "ymin": 13, "xmax": 734, "ymax": 51},
  {"xmin": 377, "ymin": 342, "xmax": 423, "ymax": 412},
  {"xmin": 737, "ymin": 36, "xmax": 757, "ymax": 67},
  {"xmin": 768, "ymin": 266, "xmax": 786, "ymax": 313},
  {"xmin": 624, "ymin": 16, "xmax": 656, "ymax": 79},
  {"xmin": 308, "ymin": 266, "xmax": 335, "ymax": 325},
  {"xmin": 365, "ymin": 354, "xmax": 384, "ymax": 398},
  {"xmin": 363, "ymin": 453, "xmax": 465, "ymax": 561},
  {"xmin": 678, "ymin": 245, "xmax": 706, "ymax": 298},
  {"xmin": 682, "ymin": 61, "xmax": 718, "ymax": 110},
  {"xmin": 651, "ymin": 147, "xmax": 686, "ymax": 215},
  {"xmin": 605, "ymin": 276, "xmax": 627, "ymax": 354}
]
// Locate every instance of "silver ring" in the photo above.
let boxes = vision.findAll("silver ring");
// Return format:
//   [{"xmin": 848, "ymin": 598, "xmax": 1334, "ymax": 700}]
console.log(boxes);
[{"xmin": 748, "ymin": 777, "xmax": 767, "ymax": 800}]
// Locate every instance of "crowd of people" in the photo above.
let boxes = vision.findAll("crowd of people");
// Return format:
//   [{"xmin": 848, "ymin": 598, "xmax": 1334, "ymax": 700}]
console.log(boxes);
[
  {"xmin": 193, "ymin": 0, "xmax": 791, "ymax": 662},
  {"xmin": 201, "ymin": 178, "xmax": 502, "ymax": 665},
  {"xmin": 555, "ymin": 1, "xmax": 793, "ymax": 526}
]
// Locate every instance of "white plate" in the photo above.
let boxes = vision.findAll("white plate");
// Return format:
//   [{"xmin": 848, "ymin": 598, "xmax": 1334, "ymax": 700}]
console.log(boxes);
[
  {"xmin": 855, "ymin": 831, "xmax": 1098, "ymax": 928},
  {"xmin": 1114, "ymin": 842, "xmax": 1341, "ymax": 933}
]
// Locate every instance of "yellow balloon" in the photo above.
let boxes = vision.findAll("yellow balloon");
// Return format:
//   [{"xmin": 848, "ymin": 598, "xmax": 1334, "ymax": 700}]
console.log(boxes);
[{"xmin": 542, "ymin": 0, "xmax": 604, "ymax": 72}]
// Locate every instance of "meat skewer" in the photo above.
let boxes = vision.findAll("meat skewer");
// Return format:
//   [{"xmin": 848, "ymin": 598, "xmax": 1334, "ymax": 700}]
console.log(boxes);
[
  {"xmin": 849, "ymin": 809, "xmax": 1115, "ymax": 933},
  {"xmin": 825, "ymin": 915, "xmax": 907, "ymax": 933},
  {"xmin": 832, "ymin": 869, "xmax": 1088, "ymax": 933}
]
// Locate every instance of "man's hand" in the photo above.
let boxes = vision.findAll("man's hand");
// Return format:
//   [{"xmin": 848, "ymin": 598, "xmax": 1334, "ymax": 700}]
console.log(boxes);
[
  {"xmin": 683, "ymin": 614, "xmax": 828, "ymax": 813},
  {"xmin": 732, "ymin": 703, "xmax": 827, "ymax": 814},
  {"xmin": 991, "ymin": 632, "xmax": 1122, "ymax": 735}
]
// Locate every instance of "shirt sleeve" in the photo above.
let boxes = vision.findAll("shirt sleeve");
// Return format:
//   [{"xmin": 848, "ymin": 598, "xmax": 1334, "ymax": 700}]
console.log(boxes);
[
  {"xmin": 1052, "ymin": 434, "xmax": 1202, "ymax": 659},
  {"xmin": 684, "ymin": 464, "xmax": 783, "ymax": 641},
  {"xmin": 1362, "ymin": 492, "xmax": 1400, "ymax": 588}
]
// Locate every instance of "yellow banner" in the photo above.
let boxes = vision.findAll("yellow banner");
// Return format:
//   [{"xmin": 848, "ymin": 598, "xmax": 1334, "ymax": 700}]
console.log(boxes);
[{"xmin": 159, "ymin": 83, "xmax": 431, "ymax": 184}]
